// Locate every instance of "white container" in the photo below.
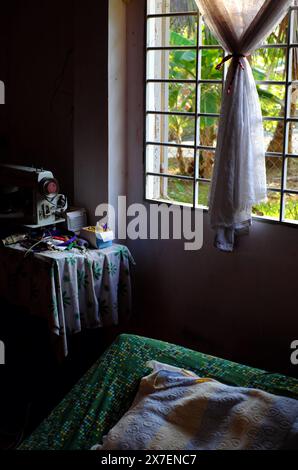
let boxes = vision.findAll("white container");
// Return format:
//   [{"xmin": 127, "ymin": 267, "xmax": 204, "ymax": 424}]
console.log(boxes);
[
  {"xmin": 80, "ymin": 225, "xmax": 114, "ymax": 249},
  {"xmin": 65, "ymin": 208, "xmax": 87, "ymax": 233}
]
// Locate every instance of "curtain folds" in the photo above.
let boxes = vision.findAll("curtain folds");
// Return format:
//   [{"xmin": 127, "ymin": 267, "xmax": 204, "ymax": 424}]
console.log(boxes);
[{"xmin": 194, "ymin": 0, "xmax": 292, "ymax": 251}]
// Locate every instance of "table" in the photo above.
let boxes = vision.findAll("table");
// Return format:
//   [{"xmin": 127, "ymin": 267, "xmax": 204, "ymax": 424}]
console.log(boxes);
[{"xmin": 0, "ymin": 244, "xmax": 135, "ymax": 358}]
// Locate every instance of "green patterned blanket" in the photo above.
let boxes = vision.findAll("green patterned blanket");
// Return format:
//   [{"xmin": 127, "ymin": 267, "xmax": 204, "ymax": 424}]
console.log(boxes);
[{"xmin": 19, "ymin": 334, "xmax": 298, "ymax": 450}]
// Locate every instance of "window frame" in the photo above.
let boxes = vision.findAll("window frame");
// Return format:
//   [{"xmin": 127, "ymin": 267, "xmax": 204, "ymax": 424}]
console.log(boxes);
[{"xmin": 144, "ymin": 2, "xmax": 298, "ymax": 226}]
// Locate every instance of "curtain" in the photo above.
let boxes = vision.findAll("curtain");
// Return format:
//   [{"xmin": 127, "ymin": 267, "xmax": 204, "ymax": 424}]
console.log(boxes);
[{"xmin": 194, "ymin": 0, "xmax": 292, "ymax": 251}]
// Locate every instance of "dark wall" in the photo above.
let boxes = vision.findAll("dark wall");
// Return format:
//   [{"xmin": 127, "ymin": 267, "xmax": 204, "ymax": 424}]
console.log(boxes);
[
  {"xmin": 0, "ymin": 0, "xmax": 297, "ymax": 378},
  {"xmin": 0, "ymin": 0, "xmax": 74, "ymax": 200},
  {"xmin": 0, "ymin": 0, "xmax": 109, "ymax": 216},
  {"xmin": 126, "ymin": 0, "xmax": 298, "ymax": 377},
  {"xmin": 0, "ymin": 3, "xmax": 10, "ymax": 152},
  {"xmin": 0, "ymin": 0, "xmax": 111, "ymax": 220},
  {"xmin": 128, "ymin": 223, "xmax": 298, "ymax": 377},
  {"xmin": 73, "ymin": 0, "xmax": 109, "ymax": 221}
]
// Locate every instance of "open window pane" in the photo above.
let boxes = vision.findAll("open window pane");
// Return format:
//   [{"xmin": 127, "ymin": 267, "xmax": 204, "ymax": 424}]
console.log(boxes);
[
  {"xmin": 257, "ymin": 84, "xmax": 285, "ymax": 118},
  {"xmin": 199, "ymin": 117, "xmax": 219, "ymax": 150},
  {"xmin": 289, "ymin": 84, "xmax": 298, "ymax": 118},
  {"xmin": 286, "ymin": 158, "xmax": 298, "ymax": 190},
  {"xmin": 200, "ymin": 83, "xmax": 222, "ymax": 114},
  {"xmin": 147, "ymin": 49, "xmax": 197, "ymax": 80},
  {"xmin": 263, "ymin": 14, "xmax": 288, "ymax": 44},
  {"xmin": 290, "ymin": 9, "xmax": 298, "ymax": 44},
  {"xmin": 146, "ymin": 175, "xmax": 193, "ymax": 205},
  {"xmin": 147, "ymin": 15, "xmax": 198, "ymax": 48},
  {"xmin": 266, "ymin": 156, "xmax": 283, "ymax": 189},
  {"xmin": 168, "ymin": 178, "xmax": 194, "ymax": 204},
  {"xmin": 291, "ymin": 47, "xmax": 298, "ymax": 81},
  {"xmin": 264, "ymin": 120, "xmax": 284, "ymax": 154},
  {"xmin": 168, "ymin": 147, "xmax": 195, "ymax": 177},
  {"xmin": 147, "ymin": 82, "xmax": 196, "ymax": 113},
  {"xmin": 146, "ymin": 144, "xmax": 195, "ymax": 177},
  {"xmin": 252, "ymin": 192, "xmax": 281, "ymax": 220},
  {"xmin": 202, "ymin": 22, "xmax": 219, "ymax": 46},
  {"xmin": 197, "ymin": 181, "xmax": 211, "ymax": 207},
  {"xmin": 198, "ymin": 149, "xmax": 215, "ymax": 180},
  {"xmin": 251, "ymin": 48, "xmax": 286, "ymax": 82},
  {"xmin": 147, "ymin": 0, "xmax": 198, "ymax": 15},
  {"xmin": 288, "ymin": 121, "xmax": 298, "ymax": 155},
  {"xmin": 201, "ymin": 49, "xmax": 224, "ymax": 80},
  {"xmin": 147, "ymin": 114, "xmax": 195, "ymax": 145},
  {"xmin": 284, "ymin": 193, "xmax": 298, "ymax": 222}
]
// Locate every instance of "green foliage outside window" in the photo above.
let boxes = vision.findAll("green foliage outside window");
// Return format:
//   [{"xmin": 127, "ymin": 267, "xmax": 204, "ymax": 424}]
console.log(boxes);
[{"xmin": 164, "ymin": 15, "xmax": 298, "ymax": 221}]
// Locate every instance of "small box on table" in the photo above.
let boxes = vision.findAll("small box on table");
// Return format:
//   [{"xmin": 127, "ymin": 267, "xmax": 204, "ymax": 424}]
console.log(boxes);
[{"xmin": 80, "ymin": 226, "xmax": 114, "ymax": 249}]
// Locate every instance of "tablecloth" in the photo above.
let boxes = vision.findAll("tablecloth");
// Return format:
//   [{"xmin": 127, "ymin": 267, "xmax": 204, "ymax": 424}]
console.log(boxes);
[{"xmin": 0, "ymin": 244, "xmax": 135, "ymax": 358}]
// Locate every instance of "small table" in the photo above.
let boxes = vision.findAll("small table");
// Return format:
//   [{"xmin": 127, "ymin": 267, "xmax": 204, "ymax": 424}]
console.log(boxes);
[{"xmin": 0, "ymin": 244, "xmax": 135, "ymax": 359}]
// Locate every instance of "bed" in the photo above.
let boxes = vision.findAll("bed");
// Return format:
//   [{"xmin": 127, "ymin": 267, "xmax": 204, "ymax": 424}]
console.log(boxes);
[{"xmin": 19, "ymin": 334, "xmax": 298, "ymax": 450}]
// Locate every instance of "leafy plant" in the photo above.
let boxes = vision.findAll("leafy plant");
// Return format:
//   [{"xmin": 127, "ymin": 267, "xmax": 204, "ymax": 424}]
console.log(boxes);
[{"xmin": 164, "ymin": 16, "xmax": 298, "ymax": 220}]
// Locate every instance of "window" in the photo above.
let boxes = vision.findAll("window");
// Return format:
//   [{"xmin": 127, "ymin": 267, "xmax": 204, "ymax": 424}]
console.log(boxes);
[{"xmin": 145, "ymin": 0, "xmax": 298, "ymax": 224}]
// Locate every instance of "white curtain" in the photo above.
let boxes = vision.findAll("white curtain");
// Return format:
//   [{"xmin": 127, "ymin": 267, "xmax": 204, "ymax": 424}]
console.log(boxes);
[{"xmin": 194, "ymin": 0, "xmax": 292, "ymax": 251}]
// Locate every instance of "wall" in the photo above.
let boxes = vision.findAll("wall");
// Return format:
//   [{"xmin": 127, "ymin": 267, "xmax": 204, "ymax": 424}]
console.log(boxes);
[
  {"xmin": 0, "ymin": 3, "xmax": 9, "ymax": 150},
  {"xmin": 0, "ymin": 0, "xmax": 110, "ymax": 219},
  {"xmin": 1, "ymin": 0, "xmax": 74, "ymax": 200},
  {"xmin": 126, "ymin": 0, "xmax": 298, "ymax": 376},
  {"xmin": 74, "ymin": 0, "xmax": 125, "ymax": 225},
  {"xmin": 74, "ymin": 0, "xmax": 109, "ymax": 221},
  {"xmin": 108, "ymin": 0, "xmax": 127, "ymax": 224},
  {"xmin": 0, "ymin": 0, "xmax": 297, "ymax": 376}
]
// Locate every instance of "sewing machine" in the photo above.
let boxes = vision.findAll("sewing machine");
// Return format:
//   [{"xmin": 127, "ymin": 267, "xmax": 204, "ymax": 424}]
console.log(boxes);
[{"xmin": 0, "ymin": 164, "xmax": 67, "ymax": 228}]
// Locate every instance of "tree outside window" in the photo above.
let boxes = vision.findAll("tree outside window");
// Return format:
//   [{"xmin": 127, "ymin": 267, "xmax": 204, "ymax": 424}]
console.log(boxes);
[{"xmin": 146, "ymin": 0, "xmax": 298, "ymax": 223}]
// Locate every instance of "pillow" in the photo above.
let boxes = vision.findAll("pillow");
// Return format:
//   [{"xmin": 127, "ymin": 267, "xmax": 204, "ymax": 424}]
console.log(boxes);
[{"xmin": 91, "ymin": 361, "xmax": 298, "ymax": 450}]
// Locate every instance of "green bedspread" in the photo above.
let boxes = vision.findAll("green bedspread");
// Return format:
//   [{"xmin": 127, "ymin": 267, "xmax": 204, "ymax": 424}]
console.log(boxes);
[{"xmin": 19, "ymin": 334, "xmax": 298, "ymax": 450}]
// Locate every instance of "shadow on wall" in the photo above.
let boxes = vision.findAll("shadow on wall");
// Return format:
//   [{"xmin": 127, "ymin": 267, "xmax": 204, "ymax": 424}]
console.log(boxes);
[
  {"xmin": 127, "ymin": 211, "xmax": 298, "ymax": 378},
  {"xmin": 0, "ymin": 0, "xmax": 74, "ymax": 201},
  {"xmin": 124, "ymin": 0, "xmax": 298, "ymax": 378}
]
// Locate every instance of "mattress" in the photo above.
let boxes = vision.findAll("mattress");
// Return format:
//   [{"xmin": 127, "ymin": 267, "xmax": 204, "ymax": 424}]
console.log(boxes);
[{"xmin": 19, "ymin": 334, "xmax": 298, "ymax": 450}]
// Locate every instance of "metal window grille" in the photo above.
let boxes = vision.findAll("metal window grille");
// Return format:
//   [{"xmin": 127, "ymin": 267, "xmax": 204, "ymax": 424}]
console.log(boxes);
[{"xmin": 144, "ymin": 1, "xmax": 298, "ymax": 225}]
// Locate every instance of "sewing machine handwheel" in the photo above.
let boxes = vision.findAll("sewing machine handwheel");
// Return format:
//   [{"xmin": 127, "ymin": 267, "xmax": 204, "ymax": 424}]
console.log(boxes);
[{"xmin": 39, "ymin": 178, "xmax": 59, "ymax": 196}]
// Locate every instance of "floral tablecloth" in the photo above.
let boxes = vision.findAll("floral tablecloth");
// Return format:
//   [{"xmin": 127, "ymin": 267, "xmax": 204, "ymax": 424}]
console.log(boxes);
[{"xmin": 0, "ymin": 244, "xmax": 135, "ymax": 358}]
